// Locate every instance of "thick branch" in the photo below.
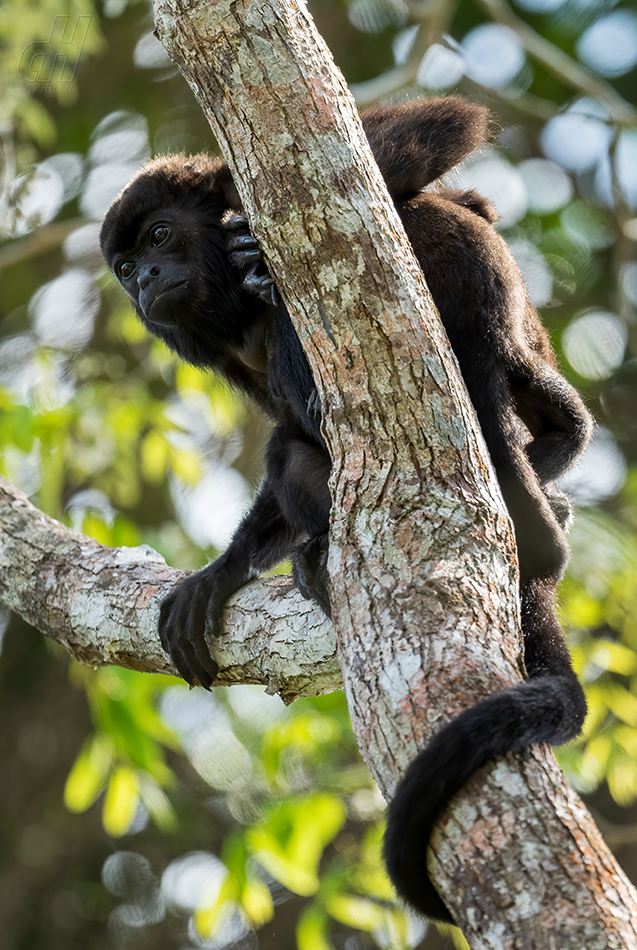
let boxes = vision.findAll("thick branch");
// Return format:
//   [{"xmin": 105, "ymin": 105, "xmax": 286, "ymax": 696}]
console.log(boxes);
[
  {"xmin": 0, "ymin": 476, "xmax": 338, "ymax": 704},
  {"xmin": 151, "ymin": 0, "xmax": 637, "ymax": 944}
]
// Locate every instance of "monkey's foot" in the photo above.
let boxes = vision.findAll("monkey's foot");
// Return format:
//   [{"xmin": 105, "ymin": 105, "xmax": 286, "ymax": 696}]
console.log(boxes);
[{"xmin": 292, "ymin": 533, "xmax": 331, "ymax": 619}]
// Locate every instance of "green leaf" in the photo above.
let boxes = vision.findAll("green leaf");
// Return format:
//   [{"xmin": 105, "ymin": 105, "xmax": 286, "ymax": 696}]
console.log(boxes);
[
  {"xmin": 64, "ymin": 735, "xmax": 113, "ymax": 813},
  {"xmin": 5, "ymin": 405, "xmax": 34, "ymax": 452},
  {"xmin": 580, "ymin": 733, "xmax": 612, "ymax": 786},
  {"xmin": 603, "ymin": 684, "xmax": 637, "ymax": 727},
  {"xmin": 608, "ymin": 753, "xmax": 637, "ymax": 807},
  {"xmin": 247, "ymin": 793, "xmax": 346, "ymax": 897},
  {"xmin": 194, "ymin": 876, "xmax": 235, "ymax": 937},
  {"xmin": 18, "ymin": 98, "xmax": 57, "ymax": 147},
  {"xmin": 588, "ymin": 641, "xmax": 637, "ymax": 676},
  {"xmin": 436, "ymin": 922, "xmax": 471, "ymax": 950},
  {"xmin": 138, "ymin": 773, "xmax": 178, "ymax": 833},
  {"xmin": 297, "ymin": 907, "xmax": 335, "ymax": 950},
  {"xmin": 240, "ymin": 877, "xmax": 274, "ymax": 928},
  {"xmin": 141, "ymin": 430, "xmax": 169, "ymax": 484},
  {"xmin": 169, "ymin": 446, "xmax": 201, "ymax": 485},
  {"xmin": 102, "ymin": 766, "xmax": 139, "ymax": 836},
  {"xmin": 325, "ymin": 894, "xmax": 385, "ymax": 931}
]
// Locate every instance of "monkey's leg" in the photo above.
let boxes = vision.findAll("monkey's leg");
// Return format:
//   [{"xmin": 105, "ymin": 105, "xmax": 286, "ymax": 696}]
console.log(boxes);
[
  {"xmin": 465, "ymin": 369, "xmax": 569, "ymax": 580},
  {"xmin": 511, "ymin": 366, "xmax": 593, "ymax": 483},
  {"xmin": 266, "ymin": 427, "xmax": 332, "ymax": 616}
]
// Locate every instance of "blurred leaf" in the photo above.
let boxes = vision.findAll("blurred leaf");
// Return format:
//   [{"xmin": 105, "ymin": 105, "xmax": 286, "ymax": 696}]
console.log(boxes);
[
  {"xmin": 18, "ymin": 98, "xmax": 57, "ymax": 146},
  {"xmin": 64, "ymin": 734, "xmax": 113, "ymax": 813},
  {"xmin": 614, "ymin": 725, "xmax": 637, "ymax": 758},
  {"xmin": 137, "ymin": 773, "xmax": 178, "ymax": 833},
  {"xmin": 297, "ymin": 906, "xmax": 335, "ymax": 950},
  {"xmin": 436, "ymin": 922, "xmax": 471, "ymax": 950},
  {"xmin": 193, "ymin": 889, "xmax": 234, "ymax": 940},
  {"xmin": 580, "ymin": 733, "xmax": 612, "ymax": 787},
  {"xmin": 141, "ymin": 429, "xmax": 169, "ymax": 484},
  {"xmin": 262, "ymin": 712, "xmax": 341, "ymax": 783},
  {"xmin": 247, "ymin": 793, "xmax": 346, "ymax": 896},
  {"xmin": 80, "ymin": 513, "xmax": 111, "ymax": 545},
  {"xmin": 559, "ymin": 581, "xmax": 604, "ymax": 631},
  {"xmin": 195, "ymin": 833, "xmax": 272, "ymax": 933},
  {"xmin": 2, "ymin": 404, "xmax": 34, "ymax": 452},
  {"xmin": 588, "ymin": 641, "xmax": 637, "ymax": 676},
  {"xmin": 240, "ymin": 876, "xmax": 274, "ymax": 927},
  {"xmin": 102, "ymin": 765, "xmax": 139, "ymax": 836},
  {"xmin": 602, "ymin": 684, "xmax": 637, "ymax": 727},
  {"xmin": 169, "ymin": 446, "xmax": 201, "ymax": 485},
  {"xmin": 221, "ymin": 834, "xmax": 249, "ymax": 895},
  {"xmin": 608, "ymin": 754, "xmax": 637, "ymax": 807},
  {"xmin": 349, "ymin": 824, "xmax": 395, "ymax": 903},
  {"xmin": 325, "ymin": 893, "xmax": 385, "ymax": 931}
]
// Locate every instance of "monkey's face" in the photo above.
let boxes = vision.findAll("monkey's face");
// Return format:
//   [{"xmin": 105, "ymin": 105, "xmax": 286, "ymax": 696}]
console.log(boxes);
[
  {"xmin": 107, "ymin": 211, "xmax": 203, "ymax": 329},
  {"xmin": 100, "ymin": 177, "xmax": 250, "ymax": 365}
]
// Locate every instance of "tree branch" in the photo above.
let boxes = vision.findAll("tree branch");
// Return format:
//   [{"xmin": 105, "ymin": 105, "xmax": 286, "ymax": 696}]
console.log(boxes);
[
  {"xmin": 476, "ymin": 0, "xmax": 637, "ymax": 126},
  {"xmin": 0, "ymin": 476, "xmax": 338, "ymax": 704},
  {"xmin": 0, "ymin": 217, "xmax": 84, "ymax": 270}
]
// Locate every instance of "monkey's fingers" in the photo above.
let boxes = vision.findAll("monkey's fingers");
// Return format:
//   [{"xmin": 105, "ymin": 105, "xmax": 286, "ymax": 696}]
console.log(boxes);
[
  {"xmin": 228, "ymin": 232, "xmax": 263, "ymax": 268},
  {"xmin": 230, "ymin": 247, "xmax": 262, "ymax": 266},
  {"xmin": 158, "ymin": 594, "xmax": 194, "ymax": 685},
  {"xmin": 225, "ymin": 214, "xmax": 250, "ymax": 231},
  {"xmin": 241, "ymin": 266, "xmax": 280, "ymax": 304},
  {"xmin": 225, "ymin": 218, "xmax": 281, "ymax": 305},
  {"xmin": 186, "ymin": 591, "xmax": 220, "ymax": 690},
  {"xmin": 228, "ymin": 232, "xmax": 260, "ymax": 251},
  {"xmin": 159, "ymin": 580, "xmax": 219, "ymax": 688}
]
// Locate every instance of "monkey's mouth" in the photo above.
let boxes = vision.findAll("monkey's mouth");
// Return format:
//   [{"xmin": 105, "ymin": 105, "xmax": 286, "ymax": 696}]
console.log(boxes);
[{"xmin": 146, "ymin": 281, "xmax": 188, "ymax": 325}]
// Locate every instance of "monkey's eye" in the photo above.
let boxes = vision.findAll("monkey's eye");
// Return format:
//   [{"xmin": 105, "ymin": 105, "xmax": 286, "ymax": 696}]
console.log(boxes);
[
  {"xmin": 119, "ymin": 261, "xmax": 135, "ymax": 279},
  {"xmin": 150, "ymin": 225, "xmax": 169, "ymax": 246}
]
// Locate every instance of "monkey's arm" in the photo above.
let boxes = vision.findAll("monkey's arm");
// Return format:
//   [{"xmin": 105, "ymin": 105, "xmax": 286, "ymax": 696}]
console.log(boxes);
[{"xmin": 159, "ymin": 481, "xmax": 302, "ymax": 688}]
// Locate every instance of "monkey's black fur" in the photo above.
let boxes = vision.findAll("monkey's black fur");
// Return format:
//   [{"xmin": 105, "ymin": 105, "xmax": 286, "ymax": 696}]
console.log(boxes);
[{"xmin": 100, "ymin": 97, "xmax": 592, "ymax": 923}]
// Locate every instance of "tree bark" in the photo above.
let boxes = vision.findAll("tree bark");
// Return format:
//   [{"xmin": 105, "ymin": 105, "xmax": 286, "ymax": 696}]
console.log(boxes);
[
  {"xmin": 0, "ymin": 476, "xmax": 338, "ymax": 704},
  {"xmin": 149, "ymin": 0, "xmax": 637, "ymax": 945}
]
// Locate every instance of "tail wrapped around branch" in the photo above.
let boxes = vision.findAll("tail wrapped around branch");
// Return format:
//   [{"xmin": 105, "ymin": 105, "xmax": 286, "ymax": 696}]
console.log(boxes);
[{"xmin": 383, "ymin": 664, "xmax": 586, "ymax": 922}]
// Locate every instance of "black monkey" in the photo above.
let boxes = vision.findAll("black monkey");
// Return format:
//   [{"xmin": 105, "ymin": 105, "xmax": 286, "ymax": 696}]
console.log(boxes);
[{"xmin": 100, "ymin": 97, "xmax": 593, "ymax": 923}]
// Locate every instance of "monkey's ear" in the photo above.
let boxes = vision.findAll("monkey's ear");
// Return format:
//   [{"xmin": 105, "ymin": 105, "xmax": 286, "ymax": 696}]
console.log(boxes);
[
  {"xmin": 182, "ymin": 159, "xmax": 243, "ymax": 211},
  {"xmin": 212, "ymin": 163, "xmax": 242, "ymax": 211}
]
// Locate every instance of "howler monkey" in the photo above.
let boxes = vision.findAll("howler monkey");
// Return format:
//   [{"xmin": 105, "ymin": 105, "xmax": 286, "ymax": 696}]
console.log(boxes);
[{"xmin": 100, "ymin": 97, "xmax": 593, "ymax": 923}]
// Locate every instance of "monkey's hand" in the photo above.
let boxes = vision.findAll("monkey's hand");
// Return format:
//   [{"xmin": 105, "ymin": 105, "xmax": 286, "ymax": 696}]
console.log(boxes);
[
  {"xmin": 226, "ymin": 215, "xmax": 280, "ymax": 306},
  {"xmin": 292, "ymin": 533, "xmax": 331, "ymax": 619},
  {"xmin": 158, "ymin": 556, "xmax": 246, "ymax": 689}
]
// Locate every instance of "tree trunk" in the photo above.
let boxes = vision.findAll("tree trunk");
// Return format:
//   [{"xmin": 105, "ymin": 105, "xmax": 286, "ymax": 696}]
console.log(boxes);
[{"xmin": 150, "ymin": 0, "xmax": 637, "ymax": 944}]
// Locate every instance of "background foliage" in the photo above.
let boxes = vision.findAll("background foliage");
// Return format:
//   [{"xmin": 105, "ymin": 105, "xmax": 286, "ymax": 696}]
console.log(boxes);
[{"xmin": 1, "ymin": 0, "xmax": 637, "ymax": 947}]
